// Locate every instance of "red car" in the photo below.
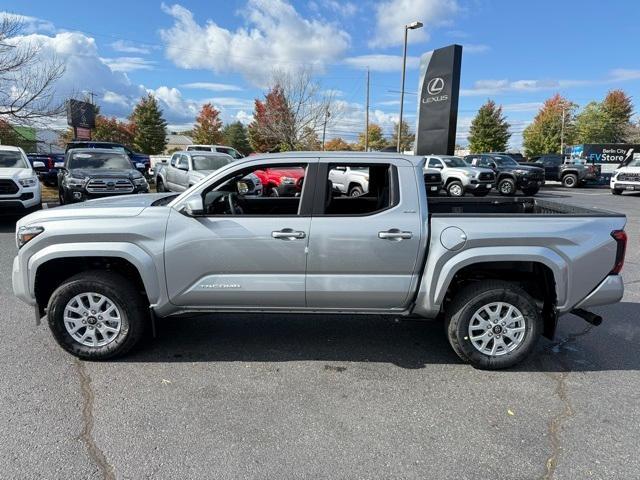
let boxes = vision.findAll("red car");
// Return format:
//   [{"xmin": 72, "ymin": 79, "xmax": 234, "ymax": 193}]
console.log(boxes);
[{"xmin": 253, "ymin": 167, "xmax": 305, "ymax": 197}]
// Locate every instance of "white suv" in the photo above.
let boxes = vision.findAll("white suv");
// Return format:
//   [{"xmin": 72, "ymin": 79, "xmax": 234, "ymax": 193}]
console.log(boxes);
[
  {"xmin": 611, "ymin": 153, "xmax": 640, "ymax": 195},
  {"xmin": 0, "ymin": 145, "xmax": 41, "ymax": 213}
]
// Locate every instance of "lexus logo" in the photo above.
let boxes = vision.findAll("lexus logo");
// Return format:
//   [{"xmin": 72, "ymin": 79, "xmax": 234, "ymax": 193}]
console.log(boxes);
[{"xmin": 427, "ymin": 77, "xmax": 445, "ymax": 95}]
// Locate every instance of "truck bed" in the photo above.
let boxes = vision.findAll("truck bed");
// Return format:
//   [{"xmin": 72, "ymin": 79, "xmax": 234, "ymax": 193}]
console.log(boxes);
[{"xmin": 427, "ymin": 197, "xmax": 623, "ymax": 217}]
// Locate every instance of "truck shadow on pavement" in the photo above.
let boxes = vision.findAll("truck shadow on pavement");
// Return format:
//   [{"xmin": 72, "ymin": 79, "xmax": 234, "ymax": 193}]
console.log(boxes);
[{"xmin": 123, "ymin": 301, "xmax": 640, "ymax": 372}]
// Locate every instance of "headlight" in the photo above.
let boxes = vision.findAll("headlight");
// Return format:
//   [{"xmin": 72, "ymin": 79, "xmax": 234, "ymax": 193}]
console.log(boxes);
[
  {"xmin": 133, "ymin": 177, "xmax": 148, "ymax": 187},
  {"xmin": 281, "ymin": 176, "xmax": 295, "ymax": 185},
  {"xmin": 461, "ymin": 171, "xmax": 472, "ymax": 177},
  {"xmin": 16, "ymin": 225, "xmax": 44, "ymax": 249},
  {"xmin": 66, "ymin": 177, "xmax": 86, "ymax": 187},
  {"xmin": 19, "ymin": 177, "xmax": 38, "ymax": 187}
]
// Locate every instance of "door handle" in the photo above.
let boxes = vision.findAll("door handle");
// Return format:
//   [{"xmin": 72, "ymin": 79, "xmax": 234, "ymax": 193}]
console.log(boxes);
[
  {"xmin": 378, "ymin": 229, "xmax": 413, "ymax": 240},
  {"xmin": 272, "ymin": 228, "xmax": 306, "ymax": 240}
]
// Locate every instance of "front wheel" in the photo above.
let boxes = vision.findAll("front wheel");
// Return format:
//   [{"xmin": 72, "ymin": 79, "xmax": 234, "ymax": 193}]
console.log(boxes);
[
  {"xmin": 611, "ymin": 188, "xmax": 622, "ymax": 195},
  {"xmin": 522, "ymin": 187, "xmax": 539, "ymax": 196},
  {"xmin": 47, "ymin": 271, "xmax": 148, "ymax": 360},
  {"xmin": 446, "ymin": 180, "xmax": 465, "ymax": 197},
  {"xmin": 156, "ymin": 178, "xmax": 166, "ymax": 192},
  {"xmin": 349, "ymin": 185, "xmax": 364, "ymax": 197},
  {"xmin": 445, "ymin": 280, "xmax": 542, "ymax": 369},
  {"xmin": 562, "ymin": 173, "xmax": 578, "ymax": 188},
  {"xmin": 498, "ymin": 178, "xmax": 516, "ymax": 196}
]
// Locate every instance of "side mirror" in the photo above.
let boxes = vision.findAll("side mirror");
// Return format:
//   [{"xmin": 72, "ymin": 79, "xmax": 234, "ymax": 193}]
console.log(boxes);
[
  {"xmin": 178, "ymin": 164, "xmax": 189, "ymax": 171},
  {"xmin": 433, "ymin": 164, "xmax": 443, "ymax": 169},
  {"xmin": 184, "ymin": 196, "xmax": 204, "ymax": 216},
  {"xmin": 236, "ymin": 181, "xmax": 249, "ymax": 195},
  {"xmin": 135, "ymin": 162, "xmax": 146, "ymax": 169},
  {"xmin": 32, "ymin": 161, "xmax": 45, "ymax": 168}
]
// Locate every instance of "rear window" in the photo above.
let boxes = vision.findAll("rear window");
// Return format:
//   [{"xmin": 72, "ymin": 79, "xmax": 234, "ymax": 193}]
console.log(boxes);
[
  {"xmin": 187, "ymin": 146, "xmax": 213, "ymax": 152},
  {"xmin": 68, "ymin": 152, "xmax": 131, "ymax": 170},
  {"xmin": 192, "ymin": 154, "xmax": 232, "ymax": 171}
]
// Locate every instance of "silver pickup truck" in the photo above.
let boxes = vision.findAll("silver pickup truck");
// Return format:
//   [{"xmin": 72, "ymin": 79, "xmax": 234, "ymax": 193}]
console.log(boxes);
[
  {"xmin": 12, "ymin": 152, "xmax": 627, "ymax": 369},
  {"xmin": 155, "ymin": 150, "xmax": 235, "ymax": 192}
]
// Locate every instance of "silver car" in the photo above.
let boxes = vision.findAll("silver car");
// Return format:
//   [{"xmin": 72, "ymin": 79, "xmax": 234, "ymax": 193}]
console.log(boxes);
[{"xmin": 425, "ymin": 155, "xmax": 495, "ymax": 197}]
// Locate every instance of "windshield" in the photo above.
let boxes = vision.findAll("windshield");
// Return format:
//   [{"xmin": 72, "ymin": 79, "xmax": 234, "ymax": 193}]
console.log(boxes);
[
  {"xmin": 624, "ymin": 156, "xmax": 640, "ymax": 167},
  {"xmin": 68, "ymin": 152, "xmax": 132, "ymax": 170},
  {"xmin": 192, "ymin": 154, "xmax": 232, "ymax": 171},
  {"xmin": 492, "ymin": 155, "xmax": 518, "ymax": 166},
  {"xmin": 441, "ymin": 156, "xmax": 467, "ymax": 168},
  {"xmin": 0, "ymin": 151, "xmax": 28, "ymax": 168}
]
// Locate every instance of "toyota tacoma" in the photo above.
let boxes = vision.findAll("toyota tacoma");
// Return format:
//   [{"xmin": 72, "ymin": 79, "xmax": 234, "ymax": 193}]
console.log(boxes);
[{"xmin": 13, "ymin": 152, "xmax": 626, "ymax": 369}]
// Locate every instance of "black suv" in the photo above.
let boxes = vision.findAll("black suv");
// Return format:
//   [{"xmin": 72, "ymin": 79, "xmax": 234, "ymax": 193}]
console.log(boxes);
[
  {"xmin": 58, "ymin": 148, "xmax": 149, "ymax": 204},
  {"xmin": 526, "ymin": 154, "xmax": 600, "ymax": 188},
  {"xmin": 464, "ymin": 153, "xmax": 545, "ymax": 196}
]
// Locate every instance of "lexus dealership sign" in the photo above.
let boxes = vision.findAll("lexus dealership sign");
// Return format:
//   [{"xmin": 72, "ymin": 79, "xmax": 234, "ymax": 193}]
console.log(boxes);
[{"xmin": 414, "ymin": 44, "xmax": 463, "ymax": 156}]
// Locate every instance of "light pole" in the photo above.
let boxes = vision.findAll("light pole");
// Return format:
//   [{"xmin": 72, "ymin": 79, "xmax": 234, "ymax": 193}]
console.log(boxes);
[{"xmin": 397, "ymin": 21, "xmax": 423, "ymax": 153}]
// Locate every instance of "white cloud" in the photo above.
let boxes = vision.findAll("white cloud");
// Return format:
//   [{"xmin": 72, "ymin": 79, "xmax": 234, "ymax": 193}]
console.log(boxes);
[
  {"xmin": 181, "ymin": 82, "xmax": 243, "ymax": 92},
  {"xmin": 320, "ymin": 0, "xmax": 358, "ymax": 16},
  {"xmin": 235, "ymin": 110, "xmax": 254, "ymax": 124},
  {"xmin": 501, "ymin": 102, "xmax": 543, "ymax": 113},
  {"xmin": 343, "ymin": 54, "xmax": 420, "ymax": 72},
  {"xmin": 101, "ymin": 56, "xmax": 155, "ymax": 72},
  {"xmin": 370, "ymin": 0, "xmax": 459, "ymax": 48},
  {"xmin": 464, "ymin": 43, "xmax": 490, "ymax": 54},
  {"xmin": 159, "ymin": 1, "xmax": 350, "ymax": 86},
  {"xmin": 609, "ymin": 69, "xmax": 640, "ymax": 81},
  {"xmin": 109, "ymin": 40, "xmax": 152, "ymax": 54}
]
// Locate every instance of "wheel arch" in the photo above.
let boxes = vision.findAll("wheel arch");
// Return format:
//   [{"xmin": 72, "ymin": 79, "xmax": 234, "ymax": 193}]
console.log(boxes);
[{"xmin": 30, "ymin": 242, "xmax": 160, "ymax": 314}]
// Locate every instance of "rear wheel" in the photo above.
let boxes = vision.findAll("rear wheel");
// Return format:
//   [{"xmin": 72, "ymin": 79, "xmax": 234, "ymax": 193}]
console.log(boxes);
[
  {"xmin": 611, "ymin": 188, "xmax": 622, "ymax": 195},
  {"xmin": 522, "ymin": 187, "xmax": 539, "ymax": 196},
  {"xmin": 562, "ymin": 173, "xmax": 578, "ymax": 188},
  {"xmin": 156, "ymin": 178, "xmax": 166, "ymax": 192},
  {"xmin": 498, "ymin": 178, "xmax": 516, "ymax": 196},
  {"xmin": 58, "ymin": 189, "xmax": 66, "ymax": 205},
  {"xmin": 446, "ymin": 180, "xmax": 465, "ymax": 197},
  {"xmin": 349, "ymin": 185, "xmax": 364, "ymax": 197},
  {"xmin": 445, "ymin": 280, "xmax": 542, "ymax": 369},
  {"xmin": 47, "ymin": 271, "xmax": 148, "ymax": 360}
]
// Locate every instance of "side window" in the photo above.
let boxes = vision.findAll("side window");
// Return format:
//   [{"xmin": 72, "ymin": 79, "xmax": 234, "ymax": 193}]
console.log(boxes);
[
  {"xmin": 322, "ymin": 163, "xmax": 396, "ymax": 216},
  {"xmin": 202, "ymin": 162, "xmax": 308, "ymax": 216},
  {"xmin": 170, "ymin": 154, "xmax": 179, "ymax": 167},
  {"xmin": 428, "ymin": 158, "xmax": 443, "ymax": 169}
]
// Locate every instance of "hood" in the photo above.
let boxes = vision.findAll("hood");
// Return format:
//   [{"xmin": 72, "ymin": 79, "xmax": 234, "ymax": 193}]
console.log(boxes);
[
  {"xmin": 0, "ymin": 167, "xmax": 34, "ymax": 180},
  {"xmin": 616, "ymin": 165, "xmax": 640, "ymax": 173},
  {"xmin": 68, "ymin": 168, "xmax": 142, "ymax": 179},
  {"xmin": 508, "ymin": 164, "xmax": 544, "ymax": 173},
  {"xmin": 17, "ymin": 193, "xmax": 174, "ymax": 228},
  {"xmin": 446, "ymin": 166, "xmax": 492, "ymax": 176}
]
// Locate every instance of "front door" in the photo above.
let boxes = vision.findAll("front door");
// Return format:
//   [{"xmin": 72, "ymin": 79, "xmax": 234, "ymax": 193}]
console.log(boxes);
[
  {"xmin": 305, "ymin": 159, "xmax": 423, "ymax": 310},
  {"xmin": 165, "ymin": 159, "xmax": 316, "ymax": 308}
]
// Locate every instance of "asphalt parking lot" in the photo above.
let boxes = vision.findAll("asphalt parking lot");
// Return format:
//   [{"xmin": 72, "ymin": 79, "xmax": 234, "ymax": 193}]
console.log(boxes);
[{"xmin": 1, "ymin": 184, "xmax": 639, "ymax": 480}]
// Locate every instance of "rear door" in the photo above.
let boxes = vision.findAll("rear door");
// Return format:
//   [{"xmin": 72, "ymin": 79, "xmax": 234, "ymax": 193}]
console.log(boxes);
[{"xmin": 305, "ymin": 158, "xmax": 423, "ymax": 310}]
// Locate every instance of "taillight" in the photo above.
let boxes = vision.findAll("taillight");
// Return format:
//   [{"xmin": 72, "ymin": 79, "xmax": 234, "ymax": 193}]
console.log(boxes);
[
  {"xmin": 610, "ymin": 230, "xmax": 627, "ymax": 274},
  {"xmin": 47, "ymin": 157, "xmax": 54, "ymax": 169}
]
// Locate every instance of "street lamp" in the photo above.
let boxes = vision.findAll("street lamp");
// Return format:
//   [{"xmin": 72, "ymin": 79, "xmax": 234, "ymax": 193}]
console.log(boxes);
[{"xmin": 397, "ymin": 21, "xmax": 423, "ymax": 153}]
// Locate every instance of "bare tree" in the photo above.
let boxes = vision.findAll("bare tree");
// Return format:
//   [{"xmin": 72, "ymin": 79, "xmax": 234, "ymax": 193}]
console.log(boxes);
[
  {"xmin": 251, "ymin": 68, "xmax": 339, "ymax": 151},
  {"xmin": 0, "ymin": 14, "xmax": 65, "ymax": 125}
]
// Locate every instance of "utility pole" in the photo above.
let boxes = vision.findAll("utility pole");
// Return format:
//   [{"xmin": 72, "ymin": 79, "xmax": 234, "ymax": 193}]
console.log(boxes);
[
  {"xmin": 365, "ymin": 67, "xmax": 370, "ymax": 152},
  {"xmin": 321, "ymin": 107, "xmax": 330, "ymax": 150},
  {"xmin": 560, "ymin": 106, "xmax": 566, "ymax": 155},
  {"xmin": 397, "ymin": 21, "xmax": 423, "ymax": 153}
]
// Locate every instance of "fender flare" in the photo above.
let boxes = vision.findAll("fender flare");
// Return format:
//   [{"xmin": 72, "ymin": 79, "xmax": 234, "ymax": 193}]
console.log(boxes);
[{"xmin": 28, "ymin": 242, "xmax": 162, "ymax": 305}]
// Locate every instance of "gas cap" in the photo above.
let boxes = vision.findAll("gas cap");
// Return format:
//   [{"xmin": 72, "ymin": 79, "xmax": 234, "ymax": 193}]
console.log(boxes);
[{"xmin": 440, "ymin": 226, "xmax": 467, "ymax": 251}]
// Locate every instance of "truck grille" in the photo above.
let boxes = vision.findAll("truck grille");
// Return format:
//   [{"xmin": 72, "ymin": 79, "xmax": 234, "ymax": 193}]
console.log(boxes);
[
  {"xmin": 424, "ymin": 173, "xmax": 442, "ymax": 184},
  {"xmin": 86, "ymin": 178, "xmax": 134, "ymax": 194},
  {"xmin": 0, "ymin": 179, "xmax": 19, "ymax": 195},
  {"xmin": 478, "ymin": 172, "xmax": 495, "ymax": 181},
  {"xmin": 619, "ymin": 173, "xmax": 640, "ymax": 182}
]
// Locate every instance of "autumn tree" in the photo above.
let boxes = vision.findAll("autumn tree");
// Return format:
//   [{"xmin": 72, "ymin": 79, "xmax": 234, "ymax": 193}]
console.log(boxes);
[
  {"xmin": 522, "ymin": 94, "xmax": 577, "ymax": 156},
  {"xmin": 193, "ymin": 103, "xmax": 223, "ymax": 144},
  {"xmin": 93, "ymin": 116, "xmax": 134, "ymax": 146},
  {"xmin": 575, "ymin": 102, "xmax": 609, "ymax": 144},
  {"xmin": 248, "ymin": 85, "xmax": 290, "ymax": 152},
  {"xmin": 602, "ymin": 90, "xmax": 634, "ymax": 143},
  {"xmin": 222, "ymin": 121, "xmax": 252, "ymax": 155},
  {"xmin": 324, "ymin": 137, "xmax": 351, "ymax": 151},
  {"xmin": 390, "ymin": 120, "xmax": 415, "ymax": 152},
  {"xmin": 129, "ymin": 94, "xmax": 167, "ymax": 154},
  {"xmin": 357, "ymin": 123, "xmax": 388, "ymax": 151},
  {"xmin": 468, "ymin": 100, "xmax": 511, "ymax": 153}
]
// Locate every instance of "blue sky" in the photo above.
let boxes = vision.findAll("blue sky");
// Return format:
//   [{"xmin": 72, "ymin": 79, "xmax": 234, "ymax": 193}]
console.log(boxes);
[{"xmin": 5, "ymin": 0, "xmax": 640, "ymax": 149}]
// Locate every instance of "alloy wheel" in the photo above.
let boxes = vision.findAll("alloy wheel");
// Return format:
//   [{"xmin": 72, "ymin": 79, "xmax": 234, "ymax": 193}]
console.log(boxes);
[
  {"xmin": 63, "ymin": 292, "xmax": 122, "ymax": 347},
  {"xmin": 467, "ymin": 302, "xmax": 526, "ymax": 356}
]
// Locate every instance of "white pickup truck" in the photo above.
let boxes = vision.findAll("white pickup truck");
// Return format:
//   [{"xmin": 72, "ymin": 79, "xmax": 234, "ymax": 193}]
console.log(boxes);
[
  {"xmin": 0, "ymin": 145, "xmax": 42, "ymax": 213},
  {"xmin": 611, "ymin": 152, "xmax": 640, "ymax": 194}
]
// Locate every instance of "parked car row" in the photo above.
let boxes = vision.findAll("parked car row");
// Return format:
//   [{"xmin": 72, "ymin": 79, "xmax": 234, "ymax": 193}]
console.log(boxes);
[{"xmin": 522, "ymin": 154, "xmax": 600, "ymax": 188}]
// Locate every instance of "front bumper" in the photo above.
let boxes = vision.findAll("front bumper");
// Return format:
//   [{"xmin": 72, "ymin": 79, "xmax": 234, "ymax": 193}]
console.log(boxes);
[
  {"xmin": 467, "ymin": 181, "xmax": 493, "ymax": 191},
  {"xmin": 610, "ymin": 180, "xmax": 640, "ymax": 191},
  {"xmin": 0, "ymin": 184, "xmax": 41, "ymax": 212},
  {"xmin": 574, "ymin": 275, "xmax": 624, "ymax": 309},
  {"xmin": 516, "ymin": 177, "xmax": 545, "ymax": 189}
]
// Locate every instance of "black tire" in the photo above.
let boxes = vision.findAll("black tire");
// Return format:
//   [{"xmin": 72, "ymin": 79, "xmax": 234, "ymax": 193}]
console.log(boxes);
[
  {"xmin": 472, "ymin": 190, "xmax": 490, "ymax": 197},
  {"xmin": 156, "ymin": 178, "xmax": 166, "ymax": 192},
  {"xmin": 445, "ymin": 280, "xmax": 542, "ymax": 370},
  {"xmin": 349, "ymin": 185, "xmax": 364, "ymax": 197},
  {"xmin": 47, "ymin": 270, "xmax": 148, "ymax": 360},
  {"xmin": 562, "ymin": 173, "xmax": 578, "ymax": 188},
  {"xmin": 58, "ymin": 189, "xmax": 66, "ymax": 205},
  {"xmin": 498, "ymin": 177, "xmax": 516, "ymax": 196},
  {"xmin": 522, "ymin": 187, "xmax": 539, "ymax": 196},
  {"xmin": 446, "ymin": 180, "xmax": 465, "ymax": 197},
  {"xmin": 611, "ymin": 188, "xmax": 622, "ymax": 195}
]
